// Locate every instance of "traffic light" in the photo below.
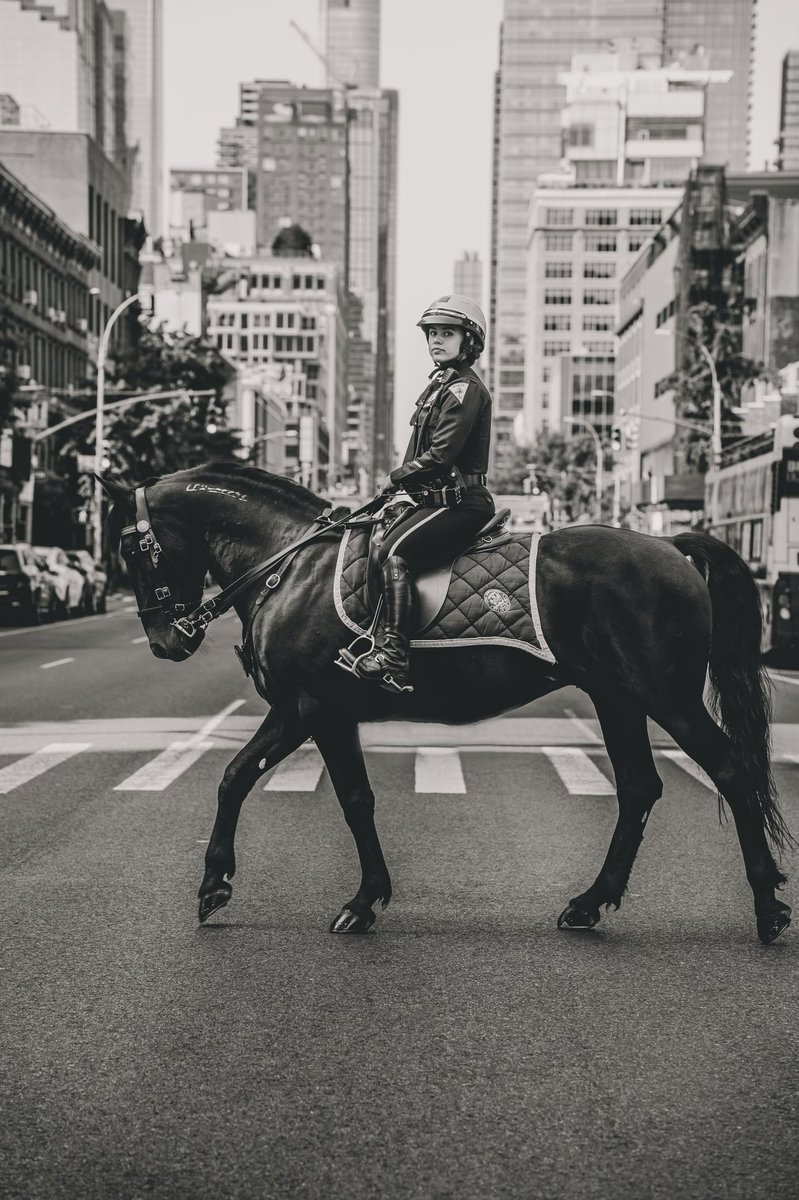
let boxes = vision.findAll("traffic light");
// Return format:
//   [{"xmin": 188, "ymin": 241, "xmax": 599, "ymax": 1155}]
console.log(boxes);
[{"xmin": 610, "ymin": 424, "xmax": 622, "ymax": 453}]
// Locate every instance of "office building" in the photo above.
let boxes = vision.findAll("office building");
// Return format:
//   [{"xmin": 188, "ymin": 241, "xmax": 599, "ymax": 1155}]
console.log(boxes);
[
  {"xmin": 0, "ymin": 161, "xmax": 102, "ymax": 541},
  {"xmin": 321, "ymin": 0, "xmax": 381, "ymax": 89},
  {"xmin": 454, "ymin": 252, "xmax": 483, "ymax": 310},
  {"xmin": 108, "ymin": 0, "xmax": 164, "ymax": 236},
  {"xmin": 778, "ymin": 51, "xmax": 799, "ymax": 172},
  {"xmin": 0, "ymin": 0, "xmax": 117, "ymax": 159},
  {"xmin": 0, "ymin": 129, "xmax": 144, "ymax": 354},
  {"xmin": 663, "ymin": 0, "xmax": 754, "ymax": 173},
  {"xmin": 523, "ymin": 53, "xmax": 717, "ymax": 443},
  {"xmin": 733, "ymin": 180, "xmax": 799, "ymax": 372},
  {"xmin": 490, "ymin": 0, "xmax": 756, "ymax": 461},
  {"xmin": 169, "ymin": 167, "xmax": 250, "ymax": 243},
  {"xmin": 206, "ymin": 259, "xmax": 348, "ymax": 488},
  {"xmin": 253, "ymin": 84, "xmax": 348, "ymax": 269}
]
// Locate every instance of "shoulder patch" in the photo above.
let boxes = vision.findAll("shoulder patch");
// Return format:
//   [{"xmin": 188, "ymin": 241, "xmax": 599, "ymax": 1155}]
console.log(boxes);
[{"xmin": 447, "ymin": 380, "xmax": 470, "ymax": 404}]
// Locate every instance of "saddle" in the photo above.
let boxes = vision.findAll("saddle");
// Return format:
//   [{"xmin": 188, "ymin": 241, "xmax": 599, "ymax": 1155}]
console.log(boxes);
[{"xmin": 334, "ymin": 505, "xmax": 557, "ymax": 666}]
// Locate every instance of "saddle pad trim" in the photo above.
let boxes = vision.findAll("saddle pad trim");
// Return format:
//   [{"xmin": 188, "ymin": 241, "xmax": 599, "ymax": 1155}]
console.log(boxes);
[
  {"xmin": 334, "ymin": 529, "xmax": 365, "ymax": 636},
  {"xmin": 408, "ymin": 635, "xmax": 556, "ymax": 662},
  {"xmin": 528, "ymin": 532, "xmax": 555, "ymax": 662}
]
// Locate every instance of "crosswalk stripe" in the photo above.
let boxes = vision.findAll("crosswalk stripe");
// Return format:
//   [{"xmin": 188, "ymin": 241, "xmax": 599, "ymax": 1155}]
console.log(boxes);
[
  {"xmin": 542, "ymin": 747, "xmax": 615, "ymax": 795},
  {"xmin": 414, "ymin": 748, "xmax": 466, "ymax": 793},
  {"xmin": 114, "ymin": 741, "xmax": 215, "ymax": 792},
  {"xmin": 0, "ymin": 742, "xmax": 91, "ymax": 794},
  {"xmin": 661, "ymin": 749, "xmax": 716, "ymax": 791},
  {"xmin": 264, "ymin": 747, "xmax": 326, "ymax": 792}
]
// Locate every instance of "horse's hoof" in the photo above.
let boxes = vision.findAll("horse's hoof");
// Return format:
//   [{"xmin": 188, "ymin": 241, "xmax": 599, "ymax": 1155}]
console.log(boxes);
[
  {"xmin": 757, "ymin": 906, "xmax": 791, "ymax": 945},
  {"xmin": 557, "ymin": 902, "xmax": 600, "ymax": 931},
  {"xmin": 198, "ymin": 887, "xmax": 232, "ymax": 923},
  {"xmin": 329, "ymin": 907, "xmax": 376, "ymax": 934}
]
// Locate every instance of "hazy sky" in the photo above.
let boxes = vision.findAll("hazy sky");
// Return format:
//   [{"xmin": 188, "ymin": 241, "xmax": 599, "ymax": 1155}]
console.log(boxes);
[{"xmin": 164, "ymin": 0, "xmax": 799, "ymax": 449}]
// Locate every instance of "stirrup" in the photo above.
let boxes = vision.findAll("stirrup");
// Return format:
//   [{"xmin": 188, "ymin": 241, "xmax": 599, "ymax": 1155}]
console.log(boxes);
[{"xmin": 335, "ymin": 633, "xmax": 378, "ymax": 676}]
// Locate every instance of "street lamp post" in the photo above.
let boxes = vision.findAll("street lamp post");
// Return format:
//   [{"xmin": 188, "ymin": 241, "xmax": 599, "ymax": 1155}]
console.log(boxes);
[
  {"xmin": 563, "ymin": 416, "xmax": 603, "ymax": 521},
  {"xmin": 654, "ymin": 326, "xmax": 722, "ymax": 473},
  {"xmin": 93, "ymin": 292, "xmax": 141, "ymax": 560}
]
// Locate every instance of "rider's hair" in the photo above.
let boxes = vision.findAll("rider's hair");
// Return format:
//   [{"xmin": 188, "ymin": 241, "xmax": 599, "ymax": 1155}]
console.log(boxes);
[{"xmin": 458, "ymin": 331, "xmax": 482, "ymax": 367}]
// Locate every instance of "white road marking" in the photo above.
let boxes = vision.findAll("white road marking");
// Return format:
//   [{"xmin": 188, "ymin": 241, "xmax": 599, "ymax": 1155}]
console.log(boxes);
[
  {"xmin": 414, "ymin": 747, "xmax": 466, "ymax": 793},
  {"xmin": 0, "ymin": 742, "xmax": 91, "ymax": 793},
  {"xmin": 0, "ymin": 610, "xmax": 126, "ymax": 638},
  {"xmin": 131, "ymin": 636, "xmax": 148, "ymax": 644},
  {"xmin": 264, "ymin": 747, "xmax": 326, "ymax": 792},
  {"xmin": 40, "ymin": 658, "xmax": 74, "ymax": 670},
  {"xmin": 661, "ymin": 749, "xmax": 716, "ymax": 791},
  {"xmin": 114, "ymin": 699, "xmax": 246, "ymax": 792},
  {"xmin": 542, "ymin": 747, "xmax": 615, "ymax": 795},
  {"xmin": 564, "ymin": 708, "xmax": 601, "ymax": 744}
]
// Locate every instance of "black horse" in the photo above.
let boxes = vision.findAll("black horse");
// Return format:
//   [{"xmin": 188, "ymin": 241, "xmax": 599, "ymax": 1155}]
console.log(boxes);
[{"xmin": 100, "ymin": 462, "xmax": 793, "ymax": 944}]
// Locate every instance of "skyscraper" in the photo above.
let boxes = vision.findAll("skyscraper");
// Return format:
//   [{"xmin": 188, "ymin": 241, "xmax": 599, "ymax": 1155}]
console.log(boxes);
[
  {"xmin": 663, "ymin": 0, "xmax": 754, "ymax": 173},
  {"xmin": 109, "ymin": 0, "xmax": 163, "ymax": 237},
  {"xmin": 778, "ymin": 50, "xmax": 799, "ymax": 171},
  {"xmin": 454, "ymin": 252, "xmax": 484, "ymax": 309},
  {"xmin": 321, "ymin": 0, "xmax": 381, "ymax": 89},
  {"xmin": 489, "ymin": 0, "xmax": 756, "ymax": 463}
]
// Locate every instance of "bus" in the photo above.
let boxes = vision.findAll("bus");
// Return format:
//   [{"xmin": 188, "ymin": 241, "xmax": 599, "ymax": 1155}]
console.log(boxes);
[{"xmin": 704, "ymin": 414, "xmax": 799, "ymax": 653}]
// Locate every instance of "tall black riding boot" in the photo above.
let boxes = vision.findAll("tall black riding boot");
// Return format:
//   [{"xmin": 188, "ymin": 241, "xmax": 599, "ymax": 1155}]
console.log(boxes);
[{"xmin": 356, "ymin": 556, "xmax": 414, "ymax": 692}]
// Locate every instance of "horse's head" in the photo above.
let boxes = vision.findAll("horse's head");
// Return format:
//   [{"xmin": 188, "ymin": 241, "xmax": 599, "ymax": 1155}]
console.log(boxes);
[{"xmin": 100, "ymin": 474, "xmax": 208, "ymax": 662}]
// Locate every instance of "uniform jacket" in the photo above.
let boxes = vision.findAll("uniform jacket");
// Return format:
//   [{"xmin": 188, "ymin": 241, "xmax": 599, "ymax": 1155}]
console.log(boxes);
[{"xmin": 390, "ymin": 364, "xmax": 492, "ymax": 488}]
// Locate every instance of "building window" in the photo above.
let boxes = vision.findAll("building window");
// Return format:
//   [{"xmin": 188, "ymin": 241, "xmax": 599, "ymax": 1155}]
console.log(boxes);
[
  {"xmin": 544, "ymin": 261, "xmax": 572, "ymax": 278},
  {"xmin": 544, "ymin": 288, "xmax": 571, "ymax": 306},
  {"xmin": 583, "ymin": 288, "xmax": 615, "ymax": 305},
  {"xmin": 583, "ymin": 314, "xmax": 614, "ymax": 331},
  {"xmin": 543, "ymin": 340, "xmax": 571, "ymax": 357},
  {"xmin": 583, "ymin": 339, "xmax": 613, "ymax": 354},
  {"xmin": 543, "ymin": 314, "xmax": 571, "ymax": 330},
  {"xmin": 544, "ymin": 232, "xmax": 572, "ymax": 252},
  {"xmin": 583, "ymin": 233, "xmax": 617, "ymax": 253},
  {"xmin": 583, "ymin": 262, "xmax": 615, "ymax": 279},
  {"xmin": 568, "ymin": 124, "xmax": 594, "ymax": 147},
  {"xmin": 585, "ymin": 209, "xmax": 618, "ymax": 227},
  {"xmin": 629, "ymin": 208, "xmax": 663, "ymax": 226},
  {"xmin": 655, "ymin": 297, "xmax": 677, "ymax": 328},
  {"xmin": 627, "ymin": 234, "xmax": 648, "ymax": 252},
  {"xmin": 545, "ymin": 208, "xmax": 574, "ymax": 226}
]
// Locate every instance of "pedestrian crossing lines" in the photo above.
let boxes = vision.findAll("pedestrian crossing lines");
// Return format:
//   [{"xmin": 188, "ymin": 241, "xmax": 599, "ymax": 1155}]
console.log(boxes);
[{"xmin": 0, "ymin": 741, "xmax": 745, "ymax": 797}]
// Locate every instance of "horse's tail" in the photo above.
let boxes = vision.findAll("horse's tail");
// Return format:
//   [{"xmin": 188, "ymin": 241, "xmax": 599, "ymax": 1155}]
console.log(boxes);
[{"xmin": 671, "ymin": 530, "xmax": 793, "ymax": 853}]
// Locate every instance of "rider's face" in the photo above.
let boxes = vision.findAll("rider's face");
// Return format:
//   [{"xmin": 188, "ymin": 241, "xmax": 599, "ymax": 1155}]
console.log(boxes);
[{"xmin": 427, "ymin": 325, "xmax": 464, "ymax": 364}]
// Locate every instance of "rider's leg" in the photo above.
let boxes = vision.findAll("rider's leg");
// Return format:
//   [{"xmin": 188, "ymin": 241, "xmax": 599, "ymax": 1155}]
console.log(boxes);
[{"xmin": 356, "ymin": 554, "xmax": 414, "ymax": 687}]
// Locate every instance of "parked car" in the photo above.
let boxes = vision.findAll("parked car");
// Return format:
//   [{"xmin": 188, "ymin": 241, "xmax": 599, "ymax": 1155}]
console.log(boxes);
[
  {"xmin": 66, "ymin": 549, "xmax": 108, "ymax": 613},
  {"xmin": 34, "ymin": 546, "xmax": 86, "ymax": 618},
  {"xmin": 0, "ymin": 543, "xmax": 57, "ymax": 625}
]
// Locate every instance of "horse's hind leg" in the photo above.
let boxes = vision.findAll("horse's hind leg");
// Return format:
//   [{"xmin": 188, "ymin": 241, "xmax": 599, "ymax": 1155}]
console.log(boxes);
[
  {"xmin": 198, "ymin": 706, "xmax": 309, "ymax": 922},
  {"xmin": 309, "ymin": 709, "xmax": 392, "ymax": 934},
  {"xmin": 654, "ymin": 700, "xmax": 790, "ymax": 944},
  {"xmin": 558, "ymin": 688, "xmax": 663, "ymax": 932}
]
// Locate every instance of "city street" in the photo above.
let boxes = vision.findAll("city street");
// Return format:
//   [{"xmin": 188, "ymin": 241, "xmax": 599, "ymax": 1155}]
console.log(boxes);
[{"xmin": 2, "ymin": 601, "xmax": 798, "ymax": 1199}]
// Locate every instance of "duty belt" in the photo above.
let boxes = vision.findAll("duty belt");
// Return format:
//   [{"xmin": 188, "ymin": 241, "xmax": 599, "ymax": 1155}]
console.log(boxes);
[{"xmin": 460, "ymin": 473, "xmax": 487, "ymax": 487}]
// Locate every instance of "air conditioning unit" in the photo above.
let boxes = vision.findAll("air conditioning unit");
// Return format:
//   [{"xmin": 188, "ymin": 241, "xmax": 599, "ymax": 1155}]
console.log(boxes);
[
  {"xmin": 23, "ymin": 289, "xmax": 38, "ymax": 307},
  {"xmin": 77, "ymin": 317, "xmax": 88, "ymax": 333},
  {"xmin": 17, "ymin": 364, "xmax": 32, "ymax": 381},
  {"xmin": 57, "ymin": 309, "xmax": 66, "ymax": 324},
  {"xmin": 47, "ymin": 306, "xmax": 57, "ymax": 321}
]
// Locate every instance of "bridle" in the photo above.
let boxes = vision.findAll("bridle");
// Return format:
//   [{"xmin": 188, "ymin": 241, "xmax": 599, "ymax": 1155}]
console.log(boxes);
[
  {"xmin": 120, "ymin": 484, "xmax": 386, "ymax": 645},
  {"xmin": 120, "ymin": 486, "xmax": 203, "ymax": 636}
]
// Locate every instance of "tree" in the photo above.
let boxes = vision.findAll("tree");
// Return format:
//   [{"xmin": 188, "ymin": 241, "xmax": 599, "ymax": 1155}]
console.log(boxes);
[
  {"xmin": 517, "ymin": 430, "xmax": 613, "ymax": 522},
  {"xmin": 0, "ymin": 281, "xmax": 25, "ymax": 431},
  {"xmin": 666, "ymin": 302, "xmax": 768, "ymax": 472},
  {"xmin": 97, "ymin": 321, "xmax": 242, "ymax": 477}
]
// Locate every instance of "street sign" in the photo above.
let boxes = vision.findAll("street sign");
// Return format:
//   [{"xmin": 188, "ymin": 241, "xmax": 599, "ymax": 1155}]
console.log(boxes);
[{"xmin": 76, "ymin": 454, "xmax": 96, "ymax": 473}]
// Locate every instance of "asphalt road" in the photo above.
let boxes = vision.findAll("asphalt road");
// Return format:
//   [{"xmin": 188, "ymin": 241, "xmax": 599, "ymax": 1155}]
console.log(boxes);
[{"xmin": 2, "ymin": 600, "xmax": 799, "ymax": 1200}]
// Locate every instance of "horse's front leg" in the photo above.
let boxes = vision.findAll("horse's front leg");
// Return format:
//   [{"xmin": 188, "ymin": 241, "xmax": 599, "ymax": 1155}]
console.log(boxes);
[
  {"xmin": 309, "ymin": 711, "xmax": 392, "ymax": 934},
  {"xmin": 198, "ymin": 706, "xmax": 309, "ymax": 922}
]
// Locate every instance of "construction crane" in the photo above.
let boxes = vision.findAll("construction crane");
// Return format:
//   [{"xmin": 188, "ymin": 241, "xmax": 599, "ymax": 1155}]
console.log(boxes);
[{"xmin": 289, "ymin": 19, "xmax": 351, "ymax": 291}]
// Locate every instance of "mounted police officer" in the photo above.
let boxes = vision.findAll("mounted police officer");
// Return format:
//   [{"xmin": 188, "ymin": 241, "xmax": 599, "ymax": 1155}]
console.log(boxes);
[{"xmin": 351, "ymin": 293, "xmax": 494, "ymax": 692}]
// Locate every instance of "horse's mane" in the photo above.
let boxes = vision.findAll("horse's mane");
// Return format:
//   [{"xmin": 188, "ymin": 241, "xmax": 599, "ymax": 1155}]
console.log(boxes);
[{"xmin": 149, "ymin": 460, "xmax": 325, "ymax": 515}]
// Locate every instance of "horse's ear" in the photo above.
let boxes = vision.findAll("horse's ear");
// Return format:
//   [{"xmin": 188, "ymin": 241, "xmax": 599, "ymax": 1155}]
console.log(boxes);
[{"xmin": 94, "ymin": 473, "xmax": 129, "ymax": 507}]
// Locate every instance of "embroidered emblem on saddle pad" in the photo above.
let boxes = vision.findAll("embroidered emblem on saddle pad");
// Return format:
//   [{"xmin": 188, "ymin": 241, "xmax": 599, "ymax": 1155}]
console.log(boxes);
[{"xmin": 334, "ymin": 529, "xmax": 556, "ymax": 663}]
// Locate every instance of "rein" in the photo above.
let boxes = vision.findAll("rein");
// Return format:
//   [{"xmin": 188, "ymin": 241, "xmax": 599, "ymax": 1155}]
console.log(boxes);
[{"xmin": 121, "ymin": 486, "xmax": 385, "ymax": 642}]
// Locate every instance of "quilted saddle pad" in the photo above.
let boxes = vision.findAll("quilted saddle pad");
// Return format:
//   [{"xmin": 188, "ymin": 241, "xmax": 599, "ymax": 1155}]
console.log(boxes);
[{"xmin": 333, "ymin": 527, "xmax": 557, "ymax": 663}]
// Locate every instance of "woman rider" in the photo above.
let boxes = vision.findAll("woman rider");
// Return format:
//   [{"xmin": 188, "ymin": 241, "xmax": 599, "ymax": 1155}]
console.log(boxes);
[{"xmin": 351, "ymin": 293, "xmax": 494, "ymax": 693}]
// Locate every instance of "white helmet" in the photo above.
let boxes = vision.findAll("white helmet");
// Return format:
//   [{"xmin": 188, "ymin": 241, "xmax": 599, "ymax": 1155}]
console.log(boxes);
[{"xmin": 417, "ymin": 294, "xmax": 486, "ymax": 354}]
